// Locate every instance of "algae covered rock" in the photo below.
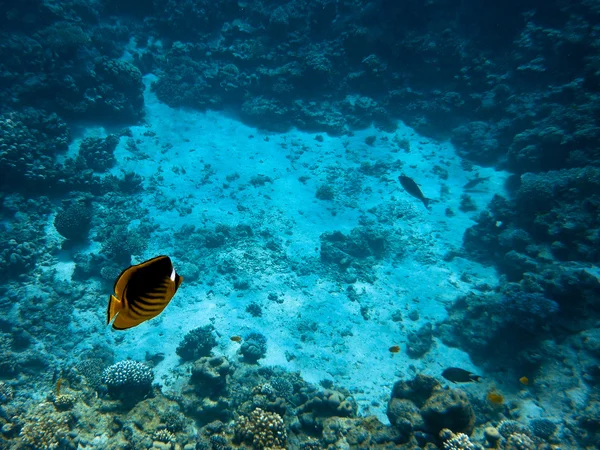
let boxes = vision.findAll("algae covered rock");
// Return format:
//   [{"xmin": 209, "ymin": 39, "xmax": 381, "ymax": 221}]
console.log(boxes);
[
  {"xmin": 191, "ymin": 356, "xmax": 231, "ymax": 396},
  {"xmin": 421, "ymin": 389, "xmax": 475, "ymax": 436},
  {"xmin": 386, "ymin": 398, "xmax": 423, "ymax": 438},
  {"xmin": 300, "ymin": 389, "xmax": 357, "ymax": 418},
  {"xmin": 387, "ymin": 374, "xmax": 475, "ymax": 441}
]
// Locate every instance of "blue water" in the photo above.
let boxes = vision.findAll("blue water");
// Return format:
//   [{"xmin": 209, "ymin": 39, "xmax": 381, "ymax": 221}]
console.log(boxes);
[{"xmin": 1, "ymin": 1, "xmax": 598, "ymax": 449}]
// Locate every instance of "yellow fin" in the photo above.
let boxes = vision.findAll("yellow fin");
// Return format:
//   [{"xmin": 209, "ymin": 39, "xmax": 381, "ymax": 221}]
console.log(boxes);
[
  {"xmin": 107, "ymin": 295, "xmax": 122, "ymax": 325},
  {"xmin": 112, "ymin": 313, "xmax": 147, "ymax": 330}
]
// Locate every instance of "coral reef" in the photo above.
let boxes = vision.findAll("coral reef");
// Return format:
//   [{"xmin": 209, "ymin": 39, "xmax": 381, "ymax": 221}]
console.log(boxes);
[
  {"xmin": 319, "ymin": 226, "xmax": 388, "ymax": 282},
  {"xmin": 0, "ymin": 381, "xmax": 13, "ymax": 403},
  {"xmin": 530, "ymin": 418, "xmax": 557, "ymax": 440},
  {"xmin": 102, "ymin": 360, "xmax": 154, "ymax": 404},
  {"xmin": 176, "ymin": 325, "xmax": 218, "ymax": 361},
  {"xmin": 387, "ymin": 374, "xmax": 475, "ymax": 442},
  {"xmin": 54, "ymin": 199, "xmax": 93, "ymax": 242},
  {"xmin": 77, "ymin": 135, "xmax": 120, "ymax": 172},
  {"xmin": 235, "ymin": 407, "xmax": 287, "ymax": 450},
  {"xmin": 0, "ymin": 1, "xmax": 598, "ymax": 449},
  {"xmin": 0, "ymin": 109, "xmax": 70, "ymax": 190},
  {"xmin": 190, "ymin": 356, "xmax": 231, "ymax": 397},
  {"xmin": 0, "ymin": 350, "xmax": 567, "ymax": 450},
  {"xmin": 406, "ymin": 322, "xmax": 434, "ymax": 359},
  {"xmin": 99, "ymin": 224, "xmax": 148, "ymax": 265},
  {"xmin": 440, "ymin": 429, "xmax": 483, "ymax": 450},
  {"xmin": 18, "ymin": 403, "xmax": 73, "ymax": 449},
  {"xmin": 75, "ymin": 357, "xmax": 107, "ymax": 390},
  {"xmin": 240, "ymin": 332, "xmax": 268, "ymax": 364},
  {"xmin": 300, "ymin": 390, "xmax": 357, "ymax": 419},
  {"xmin": 52, "ymin": 394, "xmax": 76, "ymax": 412}
]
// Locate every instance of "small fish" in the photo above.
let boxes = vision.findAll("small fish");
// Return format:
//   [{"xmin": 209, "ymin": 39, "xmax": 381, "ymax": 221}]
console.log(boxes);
[
  {"xmin": 55, "ymin": 378, "xmax": 64, "ymax": 396},
  {"xmin": 51, "ymin": 367, "xmax": 62, "ymax": 386},
  {"xmin": 231, "ymin": 336, "xmax": 242, "ymax": 343},
  {"xmin": 487, "ymin": 391, "xmax": 504, "ymax": 405},
  {"xmin": 107, "ymin": 255, "xmax": 183, "ymax": 330},
  {"xmin": 519, "ymin": 376, "xmax": 529, "ymax": 386},
  {"xmin": 463, "ymin": 176, "xmax": 490, "ymax": 189},
  {"xmin": 398, "ymin": 174, "xmax": 431, "ymax": 209},
  {"xmin": 389, "ymin": 345, "xmax": 401, "ymax": 353},
  {"xmin": 145, "ymin": 352, "xmax": 166, "ymax": 366},
  {"xmin": 442, "ymin": 367, "xmax": 481, "ymax": 383}
]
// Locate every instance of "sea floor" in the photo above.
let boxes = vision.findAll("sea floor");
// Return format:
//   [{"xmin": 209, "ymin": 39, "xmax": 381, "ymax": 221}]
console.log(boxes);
[{"xmin": 52, "ymin": 75, "xmax": 510, "ymax": 423}]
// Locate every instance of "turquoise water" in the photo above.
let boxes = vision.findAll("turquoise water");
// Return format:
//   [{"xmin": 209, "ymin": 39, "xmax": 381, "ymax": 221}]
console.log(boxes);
[{"xmin": 1, "ymin": 2, "xmax": 599, "ymax": 449}]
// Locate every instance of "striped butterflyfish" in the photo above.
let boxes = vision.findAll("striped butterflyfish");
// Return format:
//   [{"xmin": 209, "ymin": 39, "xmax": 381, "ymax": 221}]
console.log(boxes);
[{"xmin": 107, "ymin": 255, "xmax": 183, "ymax": 330}]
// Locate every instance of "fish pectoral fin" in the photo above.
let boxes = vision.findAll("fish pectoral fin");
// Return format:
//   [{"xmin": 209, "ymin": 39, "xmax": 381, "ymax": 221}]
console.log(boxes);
[{"xmin": 107, "ymin": 295, "xmax": 122, "ymax": 325}]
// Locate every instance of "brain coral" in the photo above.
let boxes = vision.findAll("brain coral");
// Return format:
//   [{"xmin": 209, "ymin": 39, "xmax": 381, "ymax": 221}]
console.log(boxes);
[
  {"xmin": 54, "ymin": 201, "xmax": 93, "ymax": 241},
  {"xmin": 240, "ymin": 332, "xmax": 268, "ymax": 364}
]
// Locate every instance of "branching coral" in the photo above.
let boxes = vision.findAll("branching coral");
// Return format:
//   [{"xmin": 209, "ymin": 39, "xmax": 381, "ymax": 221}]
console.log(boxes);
[
  {"xmin": 497, "ymin": 420, "xmax": 532, "ymax": 439},
  {"xmin": 0, "ymin": 381, "xmax": 13, "ymax": 403},
  {"xmin": 440, "ymin": 429, "xmax": 483, "ymax": 450},
  {"xmin": 235, "ymin": 407, "xmax": 287, "ymax": 450},
  {"xmin": 19, "ymin": 403, "xmax": 72, "ymax": 449},
  {"xmin": 506, "ymin": 432, "xmax": 535, "ymax": 450},
  {"xmin": 102, "ymin": 360, "xmax": 153, "ymax": 402},
  {"xmin": 52, "ymin": 394, "xmax": 76, "ymax": 411},
  {"xmin": 76, "ymin": 357, "xmax": 105, "ymax": 389}
]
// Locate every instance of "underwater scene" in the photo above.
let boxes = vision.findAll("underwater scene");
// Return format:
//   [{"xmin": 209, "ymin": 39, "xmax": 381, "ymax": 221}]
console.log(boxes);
[{"xmin": 0, "ymin": 1, "xmax": 599, "ymax": 449}]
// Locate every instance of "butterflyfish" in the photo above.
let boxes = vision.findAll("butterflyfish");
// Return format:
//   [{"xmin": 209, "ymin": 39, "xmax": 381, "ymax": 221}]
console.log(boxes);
[
  {"xmin": 107, "ymin": 255, "xmax": 183, "ymax": 330},
  {"xmin": 519, "ymin": 376, "xmax": 529, "ymax": 386},
  {"xmin": 442, "ymin": 367, "xmax": 481, "ymax": 383}
]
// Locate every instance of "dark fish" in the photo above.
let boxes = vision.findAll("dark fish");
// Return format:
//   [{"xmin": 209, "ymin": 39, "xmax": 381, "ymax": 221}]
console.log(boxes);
[
  {"xmin": 398, "ymin": 174, "xmax": 431, "ymax": 209},
  {"xmin": 107, "ymin": 255, "xmax": 183, "ymax": 330},
  {"xmin": 145, "ymin": 351, "xmax": 166, "ymax": 366},
  {"xmin": 463, "ymin": 176, "xmax": 490, "ymax": 189},
  {"xmin": 389, "ymin": 345, "xmax": 401, "ymax": 353},
  {"xmin": 231, "ymin": 336, "xmax": 242, "ymax": 343},
  {"xmin": 442, "ymin": 367, "xmax": 481, "ymax": 383}
]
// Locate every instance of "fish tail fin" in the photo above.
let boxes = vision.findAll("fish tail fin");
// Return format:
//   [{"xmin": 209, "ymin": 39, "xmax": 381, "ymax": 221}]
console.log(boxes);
[
  {"xmin": 423, "ymin": 198, "xmax": 431, "ymax": 209},
  {"xmin": 472, "ymin": 375, "xmax": 482, "ymax": 382},
  {"xmin": 106, "ymin": 295, "xmax": 122, "ymax": 325}
]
